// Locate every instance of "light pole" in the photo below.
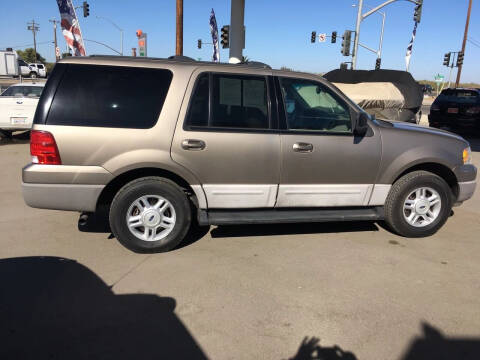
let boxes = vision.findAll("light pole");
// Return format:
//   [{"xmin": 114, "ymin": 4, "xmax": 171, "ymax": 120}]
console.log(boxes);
[
  {"xmin": 351, "ymin": 0, "xmax": 421, "ymax": 69},
  {"xmin": 352, "ymin": 4, "xmax": 386, "ymax": 60},
  {"xmin": 96, "ymin": 16, "xmax": 123, "ymax": 56}
]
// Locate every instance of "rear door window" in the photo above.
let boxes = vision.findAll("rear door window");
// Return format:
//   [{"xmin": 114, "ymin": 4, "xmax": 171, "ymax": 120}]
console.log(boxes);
[
  {"xmin": 46, "ymin": 64, "xmax": 173, "ymax": 128},
  {"xmin": 185, "ymin": 72, "xmax": 269, "ymax": 129}
]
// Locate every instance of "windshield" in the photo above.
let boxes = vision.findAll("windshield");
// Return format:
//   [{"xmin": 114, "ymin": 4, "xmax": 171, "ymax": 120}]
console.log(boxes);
[{"xmin": 1, "ymin": 86, "xmax": 44, "ymax": 98}]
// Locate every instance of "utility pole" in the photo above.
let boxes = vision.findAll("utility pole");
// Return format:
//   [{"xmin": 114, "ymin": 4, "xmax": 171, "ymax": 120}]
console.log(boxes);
[
  {"xmin": 176, "ymin": 0, "xmax": 183, "ymax": 56},
  {"xmin": 27, "ymin": 20, "xmax": 40, "ymax": 62},
  {"xmin": 229, "ymin": 0, "xmax": 245, "ymax": 63},
  {"xmin": 49, "ymin": 19, "xmax": 60, "ymax": 61},
  {"xmin": 455, "ymin": 0, "xmax": 473, "ymax": 88}
]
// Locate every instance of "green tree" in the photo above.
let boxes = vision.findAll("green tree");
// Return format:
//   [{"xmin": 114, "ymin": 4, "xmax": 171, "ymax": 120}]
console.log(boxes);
[{"xmin": 17, "ymin": 48, "xmax": 46, "ymax": 63}]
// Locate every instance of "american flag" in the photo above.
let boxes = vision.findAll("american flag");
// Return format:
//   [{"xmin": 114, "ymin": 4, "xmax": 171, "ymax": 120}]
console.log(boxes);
[
  {"xmin": 209, "ymin": 8, "xmax": 220, "ymax": 62},
  {"xmin": 56, "ymin": 0, "xmax": 86, "ymax": 56},
  {"xmin": 405, "ymin": 21, "xmax": 418, "ymax": 72}
]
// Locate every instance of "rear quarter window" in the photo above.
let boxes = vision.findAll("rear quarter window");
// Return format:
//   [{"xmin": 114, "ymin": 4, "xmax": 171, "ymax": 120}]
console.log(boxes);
[{"xmin": 46, "ymin": 64, "xmax": 173, "ymax": 128}]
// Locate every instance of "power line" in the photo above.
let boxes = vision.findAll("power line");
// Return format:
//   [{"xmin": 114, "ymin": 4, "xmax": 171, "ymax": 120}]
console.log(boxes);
[
  {"xmin": 467, "ymin": 38, "xmax": 480, "ymax": 48},
  {"xmin": 1, "ymin": 40, "xmax": 53, "ymax": 49}
]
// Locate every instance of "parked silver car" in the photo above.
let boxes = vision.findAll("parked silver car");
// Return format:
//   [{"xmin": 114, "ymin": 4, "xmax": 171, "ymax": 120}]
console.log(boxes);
[{"xmin": 22, "ymin": 56, "xmax": 477, "ymax": 252}]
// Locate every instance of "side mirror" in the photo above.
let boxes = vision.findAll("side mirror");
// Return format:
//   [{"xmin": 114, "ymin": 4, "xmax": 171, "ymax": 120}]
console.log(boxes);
[{"xmin": 354, "ymin": 112, "xmax": 369, "ymax": 136}]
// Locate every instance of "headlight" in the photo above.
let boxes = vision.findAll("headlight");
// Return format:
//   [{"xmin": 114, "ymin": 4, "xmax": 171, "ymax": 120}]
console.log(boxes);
[{"xmin": 463, "ymin": 147, "xmax": 472, "ymax": 164}]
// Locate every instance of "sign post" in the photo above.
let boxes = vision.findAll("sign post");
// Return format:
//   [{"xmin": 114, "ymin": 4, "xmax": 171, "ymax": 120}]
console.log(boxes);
[{"xmin": 434, "ymin": 74, "xmax": 445, "ymax": 96}]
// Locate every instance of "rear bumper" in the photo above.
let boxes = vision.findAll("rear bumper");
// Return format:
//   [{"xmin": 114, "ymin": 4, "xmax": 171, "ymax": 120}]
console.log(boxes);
[
  {"xmin": 457, "ymin": 180, "xmax": 476, "ymax": 202},
  {"xmin": 428, "ymin": 114, "xmax": 480, "ymax": 129},
  {"xmin": 22, "ymin": 182, "xmax": 104, "ymax": 212}
]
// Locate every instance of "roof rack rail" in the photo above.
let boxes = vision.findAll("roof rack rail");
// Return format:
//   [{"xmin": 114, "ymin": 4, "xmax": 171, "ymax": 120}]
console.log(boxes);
[
  {"xmin": 167, "ymin": 55, "xmax": 196, "ymax": 62},
  {"xmin": 239, "ymin": 61, "xmax": 271, "ymax": 69}
]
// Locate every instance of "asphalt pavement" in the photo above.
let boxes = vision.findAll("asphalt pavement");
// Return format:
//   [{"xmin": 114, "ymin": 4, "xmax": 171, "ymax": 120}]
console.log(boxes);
[{"xmin": 1, "ymin": 133, "xmax": 479, "ymax": 360}]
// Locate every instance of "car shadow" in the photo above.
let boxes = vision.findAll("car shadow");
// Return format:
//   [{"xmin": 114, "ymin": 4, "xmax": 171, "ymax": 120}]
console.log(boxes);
[
  {"xmin": 210, "ymin": 221, "xmax": 379, "ymax": 239},
  {"xmin": 0, "ymin": 130, "xmax": 30, "ymax": 145},
  {"xmin": 0, "ymin": 256, "xmax": 208, "ymax": 360}
]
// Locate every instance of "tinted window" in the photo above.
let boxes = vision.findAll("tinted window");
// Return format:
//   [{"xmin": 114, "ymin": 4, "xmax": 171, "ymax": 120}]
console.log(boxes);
[
  {"xmin": 185, "ymin": 73, "xmax": 209, "ymax": 127},
  {"xmin": 185, "ymin": 73, "xmax": 269, "ymax": 129},
  {"xmin": 437, "ymin": 89, "xmax": 480, "ymax": 104},
  {"xmin": 47, "ymin": 64, "xmax": 172, "ymax": 128},
  {"xmin": 1, "ymin": 86, "xmax": 43, "ymax": 97},
  {"xmin": 37, "ymin": 64, "xmax": 44, "ymax": 69},
  {"xmin": 18, "ymin": 60, "xmax": 28, "ymax": 67},
  {"xmin": 280, "ymin": 77, "xmax": 351, "ymax": 132}
]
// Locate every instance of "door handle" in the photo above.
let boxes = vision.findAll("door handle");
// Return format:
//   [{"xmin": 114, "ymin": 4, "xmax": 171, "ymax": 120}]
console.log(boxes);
[
  {"xmin": 181, "ymin": 139, "xmax": 206, "ymax": 151},
  {"xmin": 293, "ymin": 142, "xmax": 313, "ymax": 153}
]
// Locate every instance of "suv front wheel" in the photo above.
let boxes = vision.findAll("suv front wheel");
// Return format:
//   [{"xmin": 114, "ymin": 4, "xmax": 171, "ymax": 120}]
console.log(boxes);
[
  {"xmin": 384, "ymin": 170, "xmax": 452, "ymax": 237},
  {"xmin": 109, "ymin": 177, "xmax": 192, "ymax": 253}
]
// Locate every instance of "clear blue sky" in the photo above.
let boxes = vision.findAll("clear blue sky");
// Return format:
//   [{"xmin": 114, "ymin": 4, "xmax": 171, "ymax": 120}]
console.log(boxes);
[{"xmin": 1, "ymin": 0, "xmax": 479, "ymax": 82}]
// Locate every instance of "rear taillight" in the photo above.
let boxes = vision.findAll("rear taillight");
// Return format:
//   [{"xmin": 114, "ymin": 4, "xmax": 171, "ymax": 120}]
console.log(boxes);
[
  {"xmin": 466, "ymin": 106, "xmax": 480, "ymax": 115},
  {"xmin": 30, "ymin": 130, "xmax": 62, "ymax": 165},
  {"xmin": 431, "ymin": 104, "xmax": 440, "ymax": 111}
]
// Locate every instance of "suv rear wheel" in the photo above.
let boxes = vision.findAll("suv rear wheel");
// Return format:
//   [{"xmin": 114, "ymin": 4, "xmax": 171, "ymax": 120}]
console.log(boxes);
[
  {"xmin": 109, "ymin": 177, "xmax": 191, "ymax": 253},
  {"xmin": 384, "ymin": 170, "xmax": 452, "ymax": 237}
]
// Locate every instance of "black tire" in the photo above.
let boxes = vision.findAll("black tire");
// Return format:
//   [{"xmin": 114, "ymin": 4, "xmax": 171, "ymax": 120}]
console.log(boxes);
[
  {"xmin": 109, "ymin": 177, "xmax": 192, "ymax": 253},
  {"xmin": 29, "ymin": 72, "xmax": 37, "ymax": 79},
  {"xmin": 384, "ymin": 170, "xmax": 453, "ymax": 238}
]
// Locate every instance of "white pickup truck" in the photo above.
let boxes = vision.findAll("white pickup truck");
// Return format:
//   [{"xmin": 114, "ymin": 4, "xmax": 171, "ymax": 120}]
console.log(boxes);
[{"xmin": 0, "ymin": 83, "xmax": 44, "ymax": 137}]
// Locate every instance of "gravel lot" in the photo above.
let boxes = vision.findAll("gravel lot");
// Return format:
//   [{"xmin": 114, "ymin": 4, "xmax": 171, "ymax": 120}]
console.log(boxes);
[{"xmin": 1, "ymin": 134, "xmax": 479, "ymax": 360}]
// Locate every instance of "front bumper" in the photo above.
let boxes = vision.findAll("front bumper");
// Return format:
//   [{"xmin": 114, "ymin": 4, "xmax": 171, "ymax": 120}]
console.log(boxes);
[
  {"xmin": 457, "ymin": 181, "xmax": 477, "ymax": 202},
  {"xmin": 22, "ymin": 182, "xmax": 104, "ymax": 212}
]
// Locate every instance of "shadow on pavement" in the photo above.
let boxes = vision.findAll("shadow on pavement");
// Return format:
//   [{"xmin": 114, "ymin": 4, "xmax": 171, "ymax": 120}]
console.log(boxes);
[
  {"xmin": 287, "ymin": 336, "xmax": 357, "ymax": 360},
  {"xmin": 401, "ymin": 322, "xmax": 480, "ymax": 360},
  {"xmin": 0, "ymin": 130, "xmax": 30, "ymax": 145},
  {"xmin": 211, "ymin": 221, "xmax": 378, "ymax": 239},
  {"xmin": 0, "ymin": 256, "xmax": 208, "ymax": 360}
]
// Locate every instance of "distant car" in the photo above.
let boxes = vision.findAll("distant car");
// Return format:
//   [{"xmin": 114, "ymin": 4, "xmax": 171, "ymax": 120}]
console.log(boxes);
[
  {"xmin": 0, "ymin": 83, "xmax": 44, "ymax": 137},
  {"xmin": 17, "ymin": 59, "xmax": 32, "ymax": 77},
  {"xmin": 429, "ymin": 88, "xmax": 480, "ymax": 134},
  {"xmin": 28, "ymin": 63, "xmax": 47, "ymax": 78},
  {"xmin": 422, "ymin": 84, "xmax": 433, "ymax": 95}
]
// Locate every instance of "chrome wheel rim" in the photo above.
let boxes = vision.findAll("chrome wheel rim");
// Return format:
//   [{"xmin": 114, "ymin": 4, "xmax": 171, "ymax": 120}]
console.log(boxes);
[
  {"xmin": 403, "ymin": 187, "xmax": 441, "ymax": 227},
  {"xmin": 126, "ymin": 195, "xmax": 176, "ymax": 242}
]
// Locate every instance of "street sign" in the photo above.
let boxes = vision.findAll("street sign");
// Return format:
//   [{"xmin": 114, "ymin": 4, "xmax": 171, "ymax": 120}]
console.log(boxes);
[
  {"xmin": 434, "ymin": 74, "xmax": 445, "ymax": 83},
  {"xmin": 318, "ymin": 33, "xmax": 327, "ymax": 43}
]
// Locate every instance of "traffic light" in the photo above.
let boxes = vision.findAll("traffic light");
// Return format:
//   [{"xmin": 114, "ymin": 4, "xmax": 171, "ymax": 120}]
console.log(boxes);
[
  {"xmin": 331, "ymin": 31, "xmax": 337, "ymax": 44},
  {"xmin": 443, "ymin": 52, "xmax": 451, "ymax": 66},
  {"xmin": 197, "ymin": 39, "xmax": 202, "ymax": 49},
  {"xmin": 341, "ymin": 30, "xmax": 352, "ymax": 56},
  {"xmin": 82, "ymin": 1, "xmax": 90, "ymax": 17},
  {"xmin": 456, "ymin": 51, "xmax": 464, "ymax": 67},
  {"xmin": 414, "ymin": 0, "xmax": 423, "ymax": 22},
  {"xmin": 311, "ymin": 31, "xmax": 316, "ymax": 43},
  {"xmin": 375, "ymin": 58, "xmax": 381, "ymax": 70},
  {"xmin": 340, "ymin": 62, "xmax": 348, "ymax": 70},
  {"xmin": 221, "ymin": 25, "xmax": 229, "ymax": 49}
]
